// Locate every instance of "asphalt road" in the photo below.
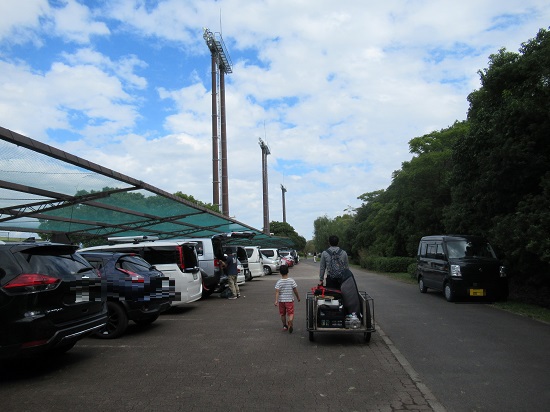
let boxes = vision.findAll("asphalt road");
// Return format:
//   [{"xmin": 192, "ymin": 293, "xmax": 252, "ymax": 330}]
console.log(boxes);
[
  {"xmin": 1, "ymin": 260, "xmax": 548, "ymax": 411},
  {"xmin": 350, "ymin": 262, "xmax": 550, "ymax": 411}
]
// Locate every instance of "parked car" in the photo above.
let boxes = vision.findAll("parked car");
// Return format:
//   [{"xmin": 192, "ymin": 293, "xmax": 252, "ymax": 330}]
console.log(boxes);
[
  {"xmin": 0, "ymin": 241, "xmax": 107, "ymax": 360},
  {"xmin": 416, "ymin": 235, "xmax": 508, "ymax": 302},
  {"xmin": 244, "ymin": 246, "xmax": 265, "ymax": 280},
  {"xmin": 217, "ymin": 258, "xmax": 245, "ymax": 297},
  {"xmin": 236, "ymin": 260, "xmax": 246, "ymax": 285},
  {"xmin": 279, "ymin": 252, "xmax": 295, "ymax": 267},
  {"xmin": 224, "ymin": 245, "xmax": 250, "ymax": 280},
  {"xmin": 279, "ymin": 250, "xmax": 295, "ymax": 266},
  {"xmin": 177, "ymin": 232, "xmax": 255, "ymax": 294},
  {"xmin": 186, "ymin": 237, "xmax": 224, "ymax": 297},
  {"xmin": 260, "ymin": 248, "xmax": 282, "ymax": 275},
  {"xmin": 79, "ymin": 236, "xmax": 202, "ymax": 306},
  {"xmin": 79, "ymin": 252, "xmax": 174, "ymax": 339}
]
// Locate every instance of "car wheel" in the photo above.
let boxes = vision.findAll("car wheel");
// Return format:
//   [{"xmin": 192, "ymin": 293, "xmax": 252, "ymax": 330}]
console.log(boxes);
[
  {"xmin": 418, "ymin": 277, "xmax": 427, "ymax": 293},
  {"xmin": 245, "ymin": 269, "xmax": 252, "ymax": 282},
  {"xmin": 95, "ymin": 301, "xmax": 128, "ymax": 339},
  {"xmin": 444, "ymin": 283, "xmax": 455, "ymax": 302},
  {"xmin": 263, "ymin": 266, "xmax": 272, "ymax": 276}
]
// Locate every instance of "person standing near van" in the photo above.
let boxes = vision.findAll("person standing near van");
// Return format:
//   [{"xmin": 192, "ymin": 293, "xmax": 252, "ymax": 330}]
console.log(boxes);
[
  {"xmin": 274, "ymin": 265, "xmax": 300, "ymax": 333},
  {"xmin": 319, "ymin": 235, "xmax": 349, "ymax": 289},
  {"xmin": 224, "ymin": 251, "xmax": 240, "ymax": 299}
]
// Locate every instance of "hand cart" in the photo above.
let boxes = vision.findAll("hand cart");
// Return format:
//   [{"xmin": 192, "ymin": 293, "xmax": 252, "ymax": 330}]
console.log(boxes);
[{"xmin": 306, "ymin": 289, "xmax": 375, "ymax": 343}]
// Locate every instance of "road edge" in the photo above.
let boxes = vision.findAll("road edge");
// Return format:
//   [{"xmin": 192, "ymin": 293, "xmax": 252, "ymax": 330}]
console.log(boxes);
[{"xmin": 377, "ymin": 326, "xmax": 447, "ymax": 412}]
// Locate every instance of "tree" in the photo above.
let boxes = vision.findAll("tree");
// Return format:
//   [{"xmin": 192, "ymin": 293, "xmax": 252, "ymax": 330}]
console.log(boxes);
[
  {"xmin": 349, "ymin": 122, "xmax": 466, "ymax": 257},
  {"xmin": 269, "ymin": 221, "xmax": 306, "ymax": 251},
  {"xmin": 173, "ymin": 192, "xmax": 220, "ymax": 213},
  {"xmin": 446, "ymin": 28, "xmax": 550, "ymax": 280},
  {"xmin": 313, "ymin": 213, "xmax": 354, "ymax": 256}
]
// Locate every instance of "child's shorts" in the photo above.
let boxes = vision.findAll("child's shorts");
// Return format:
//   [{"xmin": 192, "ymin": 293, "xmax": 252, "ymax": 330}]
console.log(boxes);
[{"xmin": 278, "ymin": 301, "xmax": 295, "ymax": 316}]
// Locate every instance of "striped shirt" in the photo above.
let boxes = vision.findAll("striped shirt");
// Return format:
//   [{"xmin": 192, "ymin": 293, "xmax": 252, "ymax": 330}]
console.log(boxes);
[{"xmin": 275, "ymin": 277, "xmax": 298, "ymax": 302}]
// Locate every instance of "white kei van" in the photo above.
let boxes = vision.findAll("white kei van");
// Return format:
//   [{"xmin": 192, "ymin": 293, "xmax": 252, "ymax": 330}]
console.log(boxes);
[
  {"xmin": 79, "ymin": 237, "xmax": 202, "ymax": 307},
  {"xmin": 244, "ymin": 246, "xmax": 265, "ymax": 280}
]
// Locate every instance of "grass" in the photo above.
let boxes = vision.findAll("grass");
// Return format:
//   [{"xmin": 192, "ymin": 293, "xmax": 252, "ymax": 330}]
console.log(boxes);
[
  {"xmin": 491, "ymin": 301, "xmax": 550, "ymax": 324},
  {"xmin": 357, "ymin": 267, "xmax": 550, "ymax": 324}
]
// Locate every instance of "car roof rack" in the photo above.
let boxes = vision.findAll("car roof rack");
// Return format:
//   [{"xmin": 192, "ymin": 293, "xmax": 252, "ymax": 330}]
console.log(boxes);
[{"xmin": 107, "ymin": 235, "xmax": 159, "ymax": 244}]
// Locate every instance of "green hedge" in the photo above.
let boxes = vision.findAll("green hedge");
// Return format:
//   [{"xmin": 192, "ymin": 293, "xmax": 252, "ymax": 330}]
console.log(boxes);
[
  {"xmin": 359, "ymin": 255, "xmax": 416, "ymax": 274},
  {"xmin": 407, "ymin": 262, "xmax": 417, "ymax": 278}
]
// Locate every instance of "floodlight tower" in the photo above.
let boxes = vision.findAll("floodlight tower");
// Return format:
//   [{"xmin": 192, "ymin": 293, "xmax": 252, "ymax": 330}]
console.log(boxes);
[
  {"xmin": 259, "ymin": 138, "xmax": 271, "ymax": 235},
  {"xmin": 203, "ymin": 28, "xmax": 233, "ymax": 216},
  {"xmin": 281, "ymin": 184, "xmax": 287, "ymax": 223}
]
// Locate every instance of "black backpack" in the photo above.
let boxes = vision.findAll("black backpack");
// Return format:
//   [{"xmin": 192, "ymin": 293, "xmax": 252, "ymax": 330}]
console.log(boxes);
[{"xmin": 328, "ymin": 249, "xmax": 345, "ymax": 278}]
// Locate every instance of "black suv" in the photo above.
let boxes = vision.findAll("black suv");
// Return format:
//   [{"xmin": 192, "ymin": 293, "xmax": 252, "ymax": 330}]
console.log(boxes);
[
  {"xmin": 0, "ymin": 241, "xmax": 107, "ymax": 360},
  {"xmin": 79, "ymin": 252, "xmax": 175, "ymax": 339}
]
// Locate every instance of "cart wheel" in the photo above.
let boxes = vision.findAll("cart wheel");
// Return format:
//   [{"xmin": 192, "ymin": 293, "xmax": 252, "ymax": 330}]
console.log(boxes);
[
  {"xmin": 307, "ymin": 298, "xmax": 315, "ymax": 329},
  {"xmin": 309, "ymin": 331, "xmax": 315, "ymax": 342},
  {"xmin": 364, "ymin": 332, "xmax": 371, "ymax": 343}
]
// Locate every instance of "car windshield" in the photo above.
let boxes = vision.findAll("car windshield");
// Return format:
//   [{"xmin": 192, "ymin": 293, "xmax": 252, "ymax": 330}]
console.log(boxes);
[
  {"xmin": 118, "ymin": 256, "xmax": 153, "ymax": 272},
  {"xmin": 446, "ymin": 240, "xmax": 497, "ymax": 259},
  {"xmin": 22, "ymin": 250, "xmax": 93, "ymax": 276}
]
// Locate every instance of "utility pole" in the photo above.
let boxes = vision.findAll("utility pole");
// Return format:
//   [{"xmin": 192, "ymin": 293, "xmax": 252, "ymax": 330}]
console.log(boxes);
[
  {"xmin": 281, "ymin": 184, "xmax": 287, "ymax": 223},
  {"xmin": 259, "ymin": 138, "xmax": 271, "ymax": 235}
]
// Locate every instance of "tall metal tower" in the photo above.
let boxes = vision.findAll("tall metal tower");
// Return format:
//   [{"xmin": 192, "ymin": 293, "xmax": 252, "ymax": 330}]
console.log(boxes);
[
  {"xmin": 203, "ymin": 28, "xmax": 232, "ymax": 216},
  {"xmin": 281, "ymin": 184, "xmax": 287, "ymax": 223},
  {"xmin": 259, "ymin": 138, "xmax": 271, "ymax": 235}
]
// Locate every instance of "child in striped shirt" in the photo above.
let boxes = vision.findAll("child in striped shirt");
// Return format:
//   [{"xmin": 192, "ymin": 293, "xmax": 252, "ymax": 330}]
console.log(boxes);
[{"xmin": 274, "ymin": 264, "xmax": 301, "ymax": 333}]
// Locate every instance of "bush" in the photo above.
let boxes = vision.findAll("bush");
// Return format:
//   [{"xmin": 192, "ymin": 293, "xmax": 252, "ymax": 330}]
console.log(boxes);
[
  {"xmin": 407, "ymin": 262, "xmax": 417, "ymax": 279},
  {"xmin": 358, "ymin": 251, "xmax": 415, "ymax": 273}
]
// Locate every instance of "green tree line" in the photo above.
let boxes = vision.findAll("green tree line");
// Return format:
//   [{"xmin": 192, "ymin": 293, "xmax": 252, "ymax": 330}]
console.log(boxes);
[{"xmin": 313, "ymin": 28, "xmax": 550, "ymax": 305}]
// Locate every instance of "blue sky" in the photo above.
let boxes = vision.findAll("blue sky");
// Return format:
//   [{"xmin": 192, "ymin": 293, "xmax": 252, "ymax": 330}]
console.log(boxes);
[{"xmin": 1, "ymin": 0, "xmax": 549, "ymax": 240}]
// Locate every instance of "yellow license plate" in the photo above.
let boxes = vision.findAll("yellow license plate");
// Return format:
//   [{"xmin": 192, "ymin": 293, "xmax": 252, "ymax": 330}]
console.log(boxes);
[{"xmin": 469, "ymin": 288, "xmax": 486, "ymax": 297}]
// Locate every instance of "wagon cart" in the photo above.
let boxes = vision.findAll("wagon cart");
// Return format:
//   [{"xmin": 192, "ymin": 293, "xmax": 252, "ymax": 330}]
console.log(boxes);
[{"xmin": 306, "ymin": 288, "xmax": 375, "ymax": 343}]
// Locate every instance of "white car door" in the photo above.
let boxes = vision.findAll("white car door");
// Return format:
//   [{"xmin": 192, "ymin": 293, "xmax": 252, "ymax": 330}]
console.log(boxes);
[{"xmin": 246, "ymin": 247, "xmax": 265, "ymax": 278}]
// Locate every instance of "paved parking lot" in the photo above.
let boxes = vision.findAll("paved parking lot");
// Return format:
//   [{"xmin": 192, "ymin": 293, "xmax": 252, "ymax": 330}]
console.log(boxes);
[{"xmin": 1, "ymin": 260, "xmax": 444, "ymax": 412}]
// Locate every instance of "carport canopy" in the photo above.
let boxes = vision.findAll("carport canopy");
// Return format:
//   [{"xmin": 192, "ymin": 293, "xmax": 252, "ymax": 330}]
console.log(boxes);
[{"xmin": 0, "ymin": 126, "xmax": 295, "ymax": 249}]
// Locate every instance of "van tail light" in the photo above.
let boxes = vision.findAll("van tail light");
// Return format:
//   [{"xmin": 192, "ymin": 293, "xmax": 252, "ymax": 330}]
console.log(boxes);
[
  {"xmin": 500, "ymin": 266, "xmax": 507, "ymax": 277},
  {"xmin": 3, "ymin": 273, "xmax": 60, "ymax": 294},
  {"xmin": 176, "ymin": 245, "xmax": 185, "ymax": 272},
  {"xmin": 450, "ymin": 265, "xmax": 462, "ymax": 277},
  {"xmin": 117, "ymin": 268, "xmax": 144, "ymax": 283}
]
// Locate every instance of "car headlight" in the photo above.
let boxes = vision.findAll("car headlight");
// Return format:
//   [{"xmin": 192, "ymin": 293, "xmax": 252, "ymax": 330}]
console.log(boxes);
[{"xmin": 450, "ymin": 265, "xmax": 462, "ymax": 277}]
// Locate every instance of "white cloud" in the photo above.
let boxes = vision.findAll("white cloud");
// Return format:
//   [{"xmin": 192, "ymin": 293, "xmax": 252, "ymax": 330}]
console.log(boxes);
[
  {"xmin": 51, "ymin": 0, "xmax": 110, "ymax": 43},
  {"xmin": 0, "ymin": 0, "xmax": 49, "ymax": 45},
  {"xmin": 1, "ymin": 0, "xmax": 549, "ymax": 239}
]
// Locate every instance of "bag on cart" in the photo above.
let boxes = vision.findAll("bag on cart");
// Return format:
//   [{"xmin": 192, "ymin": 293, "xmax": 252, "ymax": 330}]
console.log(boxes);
[{"xmin": 340, "ymin": 269, "xmax": 362, "ymax": 318}]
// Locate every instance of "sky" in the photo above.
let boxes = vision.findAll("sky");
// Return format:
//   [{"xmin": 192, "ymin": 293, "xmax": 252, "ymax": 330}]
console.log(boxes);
[{"xmin": 0, "ymin": 0, "xmax": 549, "ymax": 241}]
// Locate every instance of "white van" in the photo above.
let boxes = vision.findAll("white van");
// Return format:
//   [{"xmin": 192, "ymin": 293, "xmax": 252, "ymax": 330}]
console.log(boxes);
[
  {"xmin": 79, "ymin": 237, "xmax": 202, "ymax": 307},
  {"xmin": 245, "ymin": 246, "xmax": 265, "ymax": 280},
  {"xmin": 176, "ymin": 232, "xmax": 255, "ymax": 291}
]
